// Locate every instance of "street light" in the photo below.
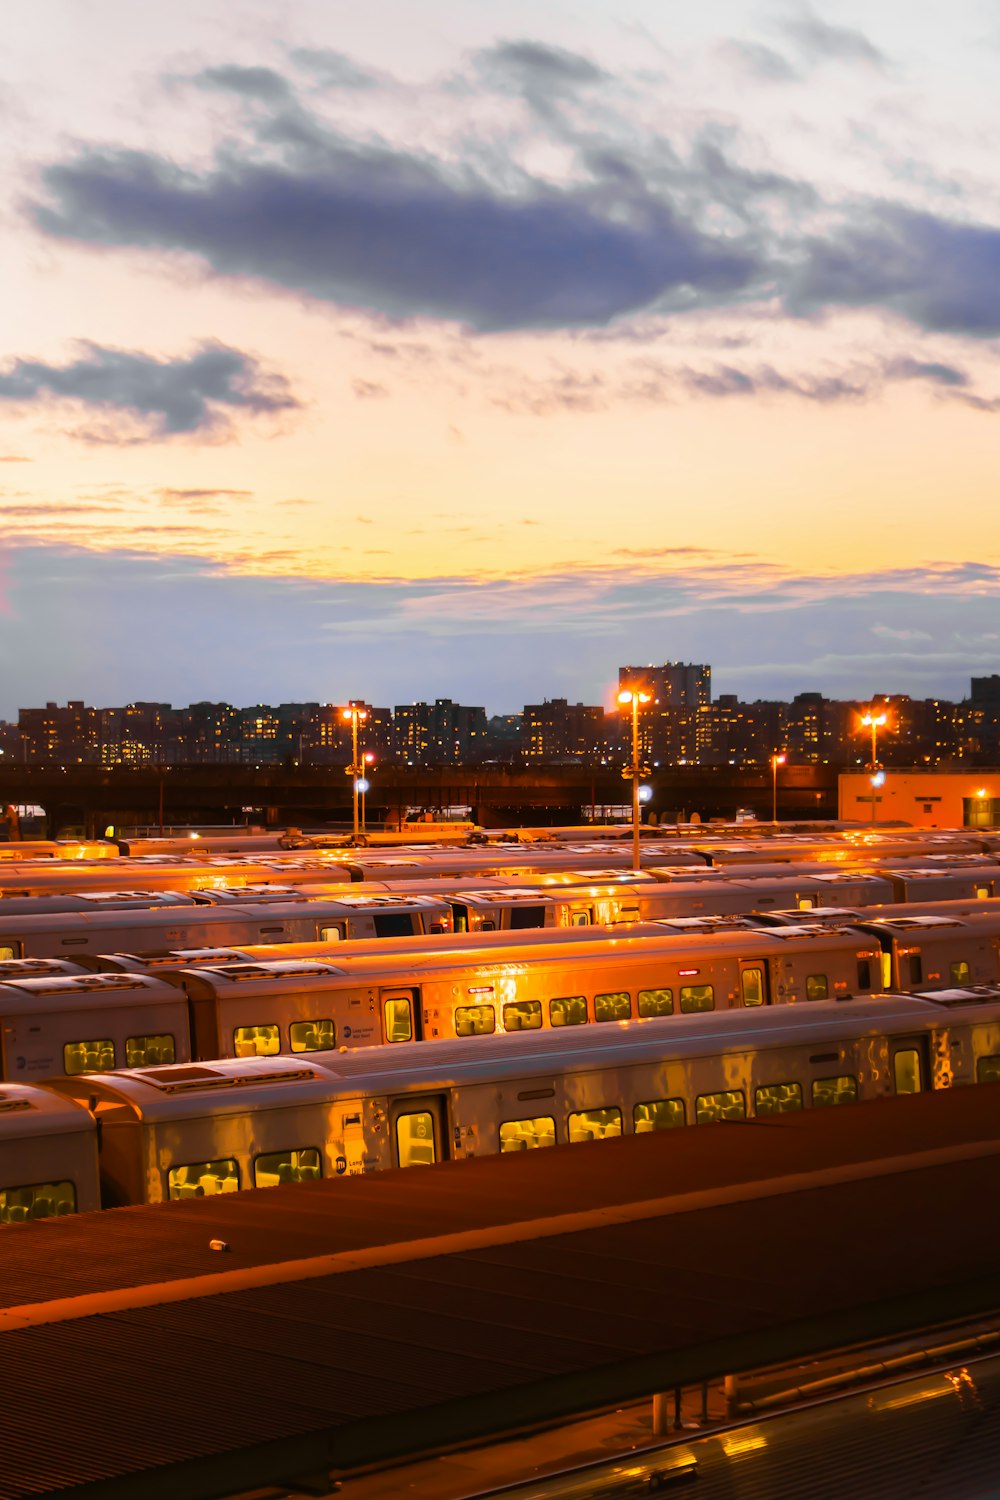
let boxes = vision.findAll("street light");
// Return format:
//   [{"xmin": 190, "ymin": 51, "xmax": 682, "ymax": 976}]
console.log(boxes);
[
  {"xmin": 860, "ymin": 710, "xmax": 888, "ymax": 827},
  {"xmin": 617, "ymin": 686, "xmax": 652, "ymax": 871},
  {"xmin": 770, "ymin": 752, "xmax": 786, "ymax": 825},
  {"xmin": 360, "ymin": 751, "xmax": 375, "ymax": 834},
  {"xmin": 341, "ymin": 704, "xmax": 369, "ymax": 839}
]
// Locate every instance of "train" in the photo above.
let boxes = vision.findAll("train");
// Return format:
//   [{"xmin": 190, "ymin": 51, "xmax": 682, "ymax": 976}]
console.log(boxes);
[
  {"xmin": 5, "ymin": 990, "xmax": 1000, "ymax": 1220},
  {"xmin": 2, "ymin": 857, "xmax": 1000, "ymax": 958},
  {"xmin": 8, "ymin": 897, "xmax": 1000, "ymax": 1083}
]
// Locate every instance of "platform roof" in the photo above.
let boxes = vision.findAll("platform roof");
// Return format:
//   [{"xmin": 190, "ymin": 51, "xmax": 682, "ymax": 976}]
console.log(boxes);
[{"xmin": 2, "ymin": 1086, "xmax": 1000, "ymax": 1498}]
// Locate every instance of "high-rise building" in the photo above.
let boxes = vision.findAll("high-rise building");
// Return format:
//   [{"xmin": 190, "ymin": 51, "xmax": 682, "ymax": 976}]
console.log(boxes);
[
  {"xmin": 618, "ymin": 662, "xmax": 710, "ymax": 708},
  {"xmin": 522, "ymin": 699, "xmax": 605, "ymax": 761}
]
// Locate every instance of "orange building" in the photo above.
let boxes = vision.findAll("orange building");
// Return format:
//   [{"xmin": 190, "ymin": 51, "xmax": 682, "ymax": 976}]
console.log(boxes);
[{"xmin": 838, "ymin": 770, "xmax": 1000, "ymax": 829}]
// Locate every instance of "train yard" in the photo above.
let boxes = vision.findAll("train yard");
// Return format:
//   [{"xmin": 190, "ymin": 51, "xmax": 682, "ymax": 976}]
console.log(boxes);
[{"xmin": 2, "ymin": 823, "xmax": 1000, "ymax": 1495}]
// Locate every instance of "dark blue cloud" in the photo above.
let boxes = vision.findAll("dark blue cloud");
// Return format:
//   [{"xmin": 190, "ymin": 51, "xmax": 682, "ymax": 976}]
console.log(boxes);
[
  {"xmin": 192, "ymin": 65, "xmax": 294, "ymax": 104},
  {"xmin": 0, "ymin": 341, "xmax": 298, "ymax": 439},
  {"xmin": 29, "ymin": 130, "xmax": 759, "ymax": 331},
  {"xmin": 790, "ymin": 207, "xmax": 1000, "ymax": 335}
]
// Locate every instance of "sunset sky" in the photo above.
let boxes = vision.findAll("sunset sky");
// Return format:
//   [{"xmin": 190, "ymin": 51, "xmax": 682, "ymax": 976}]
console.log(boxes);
[{"xmin": 1, "ymin": 0, "xmax": 999, "ymax": 716}]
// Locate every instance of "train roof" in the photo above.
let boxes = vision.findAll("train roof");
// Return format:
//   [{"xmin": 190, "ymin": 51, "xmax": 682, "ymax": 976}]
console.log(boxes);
[
  {"xmin": 0, "ymin": 1083, "xmax": 98, "ymax": 1139},
  {"xmin": 57, "ymin": 994, "xmax": 977, "ymax": 1123},
  {"xmin": 0, "ymin": 972, "xmax": 182, "ymax": 1011}
]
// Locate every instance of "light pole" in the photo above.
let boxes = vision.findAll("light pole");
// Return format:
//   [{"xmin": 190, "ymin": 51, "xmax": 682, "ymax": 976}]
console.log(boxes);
[
  {"xmin": 771, "ymin": 752, "xmax": 786, "ymax": 825},
  {"xmin": 360, "ymin": 751, "xmax": 375, "ymax": 834},
  {"xmin": 341, "ymin": 704, "xmax": 368, "ymax": 839},
  {"xmin": 617, "ymin": 687, "xmax": 651, "ymax": 872},
  {"xmin": 860, "ymin": 710, "xmax": 888, "ymax": 827}
]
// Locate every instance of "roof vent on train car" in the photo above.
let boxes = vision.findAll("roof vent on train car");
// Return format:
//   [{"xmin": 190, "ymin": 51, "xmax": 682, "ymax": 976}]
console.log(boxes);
[
  {"xmin": 918, "ymin": 985, "xmax": 1000, "ymax": 1007},
  {"xmin": 14, "ymin": 973, "xmax": 152, "ymax": 995},
  {"xmin": 137, "ymin": 1063, "xmax": 317, "ymax": 1091},
  {"xmin": 204, "ymin": 962, "xmax": 344, "ymax": 982},
  {"xmin": 0, "ymin": 1095, "xmax": 32, "ymax": 1113}
]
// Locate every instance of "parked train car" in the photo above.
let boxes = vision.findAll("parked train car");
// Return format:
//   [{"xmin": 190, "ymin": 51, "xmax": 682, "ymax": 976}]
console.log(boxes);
[
  {"xmin": 35, "ymin": 991, "xmax": 1000, "ymax": 1211},
  {"xmin": 0, "ymin": 893, "xmax": 453, "ymax": 960},
  {"xmin": 0, "ymin": 973, "xmax": 189, "ymax": 1081},
  {"xmin": 0, "ymin": 1083, "xmax": 103, "ymax": 1221},
  {"xmin": 157, "ymin": 922, "xmax": 887, "ymax": 1058}
]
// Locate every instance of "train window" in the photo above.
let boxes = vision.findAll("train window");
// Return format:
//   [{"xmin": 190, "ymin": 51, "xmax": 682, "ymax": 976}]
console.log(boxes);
[
  {"xmin": 509, "ymin": 906, "xmax": 545, "ymax": 929},
  {"xmin": 167, "ymin": 1159, "xmax": 240, "ymax": 1199},
  {"xmin": 318, "ymin": 925, "xmax": 343, "ymax": 942},
  {"xmin": 805, "ymin": 974, "xmax": 829, "ymax": 1001},
  {"xmin": 373, "ymin": 913, "xmax": 416, "ymax": 939},
  {"xmin": 383, "ymin": 998, "xmax": 413, "ymax": 1043},
  {"xmin": 976, "ymin": 885, "xmax": 991, "ymax": 900},
  {"xmin": 396, "ymin": 1111, "xmax": 436, "ymax": 1167},
  {"xmin": 695, "ymin": 1090, "xmax": 746, "ymax": 1124},
  {"xmin": 480, "ymin": 920, "xmax": 496, "ymax": 932},
  {"xmin": 253, "ymin": 1147, "xmax": 322, "ymax": 1188},
  {"xmin": 797, "ymin": 897, "xmax": 815, "ymax": 911},
  {"xmin": 499, "ymin": 1116, "xmax": 556, "ymax": 1151},
  {"xmin": 976, "ymin": 1055, "xmax": 1000, "ymax": 1083},
  {"xmin": 857, "ymin": 958, "xmax": 873, "ymax": 990},
  {"xmin": 634, "ymin": 1098, "xmax": 685, "ymax": 1132},
  {"xmin": 741, "ymin": 968, "xmax": 764, "ymax": 1007},
  {"xmin": 893, "ymin": 1049, "xmax": 923, "ymax": 1094},
  {"xmin": 503, "ymin": 1001, "xmax": 542, "ymax": 1031},
  {"xmin": 638, "ymin": 987, "xmax": 674, "ymax": 1017},
  {"xmin": 0, "ymin": 1180, "xmax": 76, "ymax": 1224},
  {"xmin": 429, "ymin": 923, "xmax": 447, "ymax": 934},
  {"xmin": 567, "ymin": 1107, "xmax": 623, "ymax": 1143},
  {"xmin": 811, "ymin": 1075, "xmax": 858, "ymax": 1107},
  {"xmin": 571, "ymin": 912, "xmax": 591, "ymax": 927},
  {"xmin": 233, "ymin": 1024, "xmax": 280, "ymax": 1058},
  {"xmin": 0, "ymin": 946, "xmax": 14, "ymax": 961},
  {"xmin": 909, "ymin": 954, "xmax": 923, "ymax": 986},
  {"xmin": 755, "ymin": 1082, "xmax": 803, "ymax": 1115},
  {"xmin": 125, "ymin": 1033, "xmax": 176, "ymax": 1068},
  {"xmin": 594, "ymin": 991, "xmax": 631, "ymax": 1023},
  {"xmin": 950, "ymin": 960, "xmax": 972, "ymax": 984},
  {"xmin": 680, "ymin": 984, "xmax": 715, "ymax": 1014},
  {"xmin": 63, "ymin": 1038, "xmax": 116, "ymax": 1075},
  {"xmin": 290, "ymin": 1018, "xmax": 336, "ymax": 1052},
  {"xmin": 550, "ymin": 995, "xmax": 588, "ymax": 1027},
  {"xmin": 455, "ymin": 1004, "xmax": 496, "ymax": 1037}
]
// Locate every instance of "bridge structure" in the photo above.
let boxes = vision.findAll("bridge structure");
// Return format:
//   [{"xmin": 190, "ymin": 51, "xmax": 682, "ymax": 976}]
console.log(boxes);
[{"xmin": 0, "ymin": 762, "xmax": 837, "ymax": 837}]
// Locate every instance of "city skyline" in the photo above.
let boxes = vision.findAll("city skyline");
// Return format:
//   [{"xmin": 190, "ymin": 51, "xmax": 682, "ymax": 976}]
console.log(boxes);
[{"xmin": 2, "ymin": 1, "xmax": 1000, "ymax": 713}]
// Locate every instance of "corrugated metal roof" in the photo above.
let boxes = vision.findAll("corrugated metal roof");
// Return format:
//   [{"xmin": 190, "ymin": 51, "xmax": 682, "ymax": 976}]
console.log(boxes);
[{"xmin": 1, "ymin": 1089, "xmax": 999, "ymax": 1497}]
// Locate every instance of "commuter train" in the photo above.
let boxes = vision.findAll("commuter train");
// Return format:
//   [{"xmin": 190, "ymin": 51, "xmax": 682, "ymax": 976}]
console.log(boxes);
[
  {"xmin": 3, "ymin": 856, "xmax": 1000, "ymax": 958},
  {"xmin": 5, "ymin": 991, "xmax": 1000, "ymax": 1220}
]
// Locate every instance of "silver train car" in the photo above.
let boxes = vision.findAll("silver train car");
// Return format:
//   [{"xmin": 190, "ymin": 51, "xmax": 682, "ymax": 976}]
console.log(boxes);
[
  {"xmin": 0, "ymin": 973, "xmax": 190, "ymax": 1081},
  {"xmin": 32, "ymin": 991, "xmax": 1000, "ymax": 1212},
  {"xmin": 0, "ymin": 1083, "xmax": 103, "ymax": 1221},
  {"xmin": 0, "ymin": 893, "xmax": 454, "ymax": 960}
]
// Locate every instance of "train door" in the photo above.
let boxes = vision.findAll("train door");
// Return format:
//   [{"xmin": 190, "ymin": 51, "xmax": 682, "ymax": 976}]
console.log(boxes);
[
  {"xmin": 389, "ymin": 1094, "xmax": 450, "ymax": 1167},
  {"xmin": 380, "ymin": 988, "xmax": 422, "ymax": 1043},
  {"xmin": 739, "ymin": 962, "xmax": 770, "ymax": 1007},
  {"xmin": 890, "ymin": 1036, "xmax": 931, "ymax": 1094},
  {"xmin": 449, "ymin": 902, "xmax": 469, "ymax": 934}
]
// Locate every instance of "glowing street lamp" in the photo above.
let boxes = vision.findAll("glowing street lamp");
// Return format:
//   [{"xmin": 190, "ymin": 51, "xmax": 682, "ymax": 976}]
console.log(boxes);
[
  {"xmin": 770, "ymin": 752, "xmax": 786, "ymax": 825},
  {"xmin": 341, "ymin": 704, "xmax": 369, "ymax": 839},
  {"xmin": 860, "ymin": 709, "xmax": 888, "ymax": 827},
  {"xmin": 618, "ymin": 686, "xmax": 652, "ymax": 871}
]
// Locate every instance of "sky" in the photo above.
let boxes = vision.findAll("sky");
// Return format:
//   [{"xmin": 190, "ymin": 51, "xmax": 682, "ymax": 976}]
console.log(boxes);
[{"xmin": 1, "ymin": 0, "xmax": 999, "ymax": 716}]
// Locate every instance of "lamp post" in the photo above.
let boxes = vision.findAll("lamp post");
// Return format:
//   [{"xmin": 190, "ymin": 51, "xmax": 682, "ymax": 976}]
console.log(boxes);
[
  {"xmin": 341, "ymin": 704, "xmax": 368, "ymax": 839},
  {"xmin": 360, "ymin": 751, "xmax": 375, "ymax": 834},
  {"xmin": 617, "ymin": 687, "xmax": 651, "ymax": 872},
  {"xmin": 771, "ymin": 752, "xmax": 786, "ymax": 825},
  {"xmin": 860, "ymin": 710, "xmax": 888, "ymax": 827}
]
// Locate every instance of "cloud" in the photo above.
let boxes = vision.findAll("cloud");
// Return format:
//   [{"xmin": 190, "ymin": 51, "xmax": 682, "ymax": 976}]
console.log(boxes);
[
  {"xmin": 1, "ymin": 544, "xmax": 997, "ymax": 715},
  {"xmin": 30, "ymin": 130, "xmax": 758, "ymax": 332},
  {"xmin": 790, "ymin": 206, "xmax": 1000, "ymax": 336},
  {"xmin": 781, "ymin": 11, "xmax": 887, "ymax": 70},
  {"xmin": 351, "ymin": 378, "xmax": 389, "ymax": 399},
  {"xmin": 477, "ymin": 39, "xmax": 609, "ymax": 118},
  {"xmin": 288, "ymin": 48, "xmax": 380, "ymax": 91},
  {"xmin": 191, "ymin": 65, "xmax": 294, "ymax": 105},
  {"xmin": 0, "ymin": 341, "xmax": 298, "ymax": 440},
  {"xmin": 717, "ymin": 40, "xmax": 799, "ymax": 84}
]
